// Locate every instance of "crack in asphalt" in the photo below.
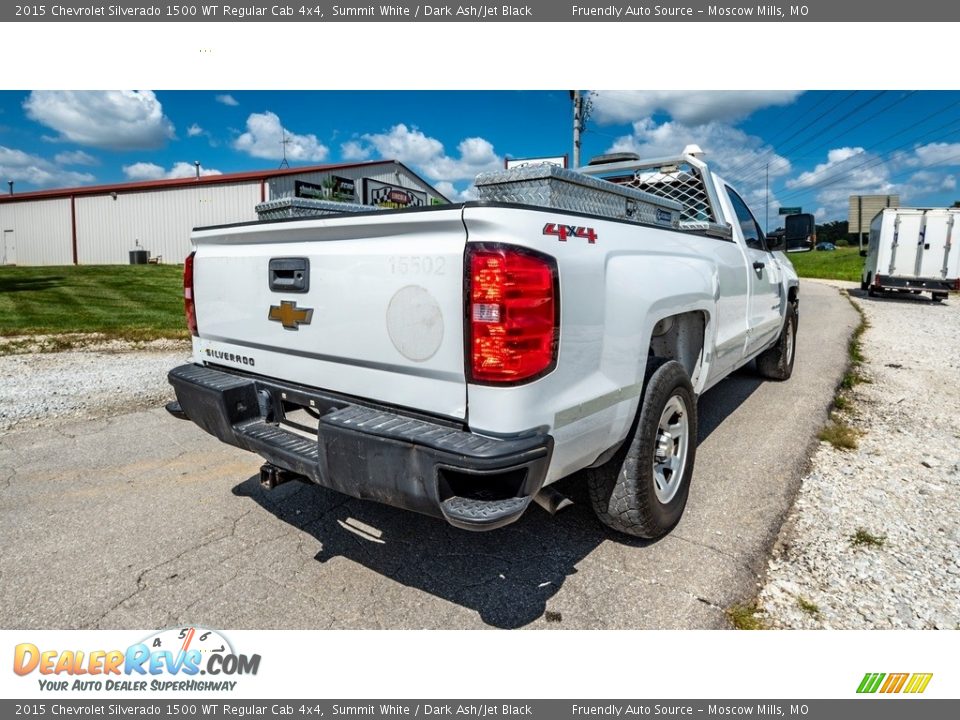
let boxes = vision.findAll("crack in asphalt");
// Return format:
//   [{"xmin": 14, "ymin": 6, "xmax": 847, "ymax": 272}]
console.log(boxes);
[
  {"xmin": 89, "ymin": 509, "xmax": 255, "ymax": 628},
  {"xmin": 670, "ymin": 532, "xmax": 753, "ymax": 566},
  {"xmin": 91, "ymin": 568, "xmax": 149, "ymax": 630},
  {"xmin": 0, "ymin": 466, "xmax": 14, "ymax": 492}
]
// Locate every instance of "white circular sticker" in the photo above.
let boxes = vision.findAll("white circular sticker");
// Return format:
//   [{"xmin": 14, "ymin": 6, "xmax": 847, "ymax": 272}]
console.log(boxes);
[{"xmin": 386, "ymin": 285, "xmax": 444, "ymax": 362}]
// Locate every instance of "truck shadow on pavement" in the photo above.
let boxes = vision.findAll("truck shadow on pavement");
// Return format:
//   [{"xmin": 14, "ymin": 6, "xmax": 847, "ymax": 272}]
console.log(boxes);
[
  {"xmin": 697, "ymin": 366, "xmax": 762, "ymax": 443},
  {"xmin": 234, "ymin": 470, "xmax": 643, "ymax": 629},
  {"xmin": 230, "ymin": 371, "xmax": 761, "ymax": 629}
]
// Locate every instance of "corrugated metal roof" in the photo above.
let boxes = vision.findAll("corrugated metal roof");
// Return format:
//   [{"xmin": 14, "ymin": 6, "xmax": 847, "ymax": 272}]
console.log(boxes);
[{"xmin": 0, "ymin": 159, "xmax": 448, "ymax": 203}]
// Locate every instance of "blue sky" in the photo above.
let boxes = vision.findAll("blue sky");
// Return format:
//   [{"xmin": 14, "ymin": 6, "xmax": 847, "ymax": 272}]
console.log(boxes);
[{"xmin": 2, "ymin": 90, "xmax": 960, "ymax": 228}]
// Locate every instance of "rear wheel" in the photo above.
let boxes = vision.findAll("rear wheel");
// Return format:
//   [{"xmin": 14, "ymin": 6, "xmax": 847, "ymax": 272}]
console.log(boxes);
[
  {"xmin": 756, "ymin": 301, "xmax": 798, "ymax": 381},
  {"xmin": 932, "ymin": 293, "xmax": 947, "ymax": 303},
  {"xmin": 587, "ymin": 359, "xmax": 697, "ymax": 539}
]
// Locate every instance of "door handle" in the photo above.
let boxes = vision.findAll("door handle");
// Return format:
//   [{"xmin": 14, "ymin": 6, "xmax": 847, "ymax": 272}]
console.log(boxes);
[
  {"xmin": 752, "ymin": 261, "xmax": 765, "ymax": 271},
  {"xmin": 269, "ymin": 257, "xmax": 310, "ymax": 293}
]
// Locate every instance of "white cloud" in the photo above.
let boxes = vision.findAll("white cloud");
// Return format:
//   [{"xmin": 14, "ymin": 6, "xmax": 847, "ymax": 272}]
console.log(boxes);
[
  {"xmin": 360, "ymin": 124, "xmax": 503, "ymax": 182},
  {"xmin": 122, "ymin": 161, "xmax": 222, "ymax": 181},
  {"xmin": 122, "ymin": 162, "xmax": 165, "ymax": 180},
  {"xmin": 590, "ymin": 90, "xmax": 802, "ymax": 126},
  {"xmin": 786, "ymin": 147, "xmax": 869, "ymax": 189},
  {"xmin": 0, "ymin": 145, "xmax": 95, "ymax": 188},
  {"xmin": 433, "ymin": 181, "xmax": 477, "ymax": 202},
  {"xmin": 53, "ymin": 150, "xmax": 98, "ymax": 166},
  {"xmin": 187, "ymin": 123, "xmax": 204, "ymax": 137},
  {"xmin": 340, "ymin": 140, "xmax": 371, "ymax": 161},
  {"xmin": 608, "ymin": 118, "xmax": 791, "ymax": 180},
  {"xmin": 899, "ymin": 142, "xmax": 960, "ymax": 168},
  {"xmin": 233, "ymin": 112, "xmax": 329, "ymax": 162},
  {"xmin": 216, "ymin": 94, "xmax": 239, "ymax": 106},
  {"xmin": 23, "ymin": 91, "xmax": 175, "ymax": 150},
  {"xmin": 363, "ymin": 124, "xmax": 443, "ymax": 165},
  {"xmin": 782, "ymin": 147, "xmax": 899, "ymax": 218}
]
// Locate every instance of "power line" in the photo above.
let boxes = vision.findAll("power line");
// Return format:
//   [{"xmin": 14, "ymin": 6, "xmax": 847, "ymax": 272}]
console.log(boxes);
[
  {"xmin": 737, "ymin": 92, "xmax": 889, "ymax": 186},
  {"xmin": 774, "ymin": 111, "xmax": 960, "ymax": 204},
  {"xmin": 724, "ymin": 91, "xmax": 860, "ymax": 180}
]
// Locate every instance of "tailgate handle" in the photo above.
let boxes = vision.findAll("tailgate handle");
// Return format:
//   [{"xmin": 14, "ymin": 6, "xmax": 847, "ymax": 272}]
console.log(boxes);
[{"xmin": 269, "ymin": 258, "xmax": 309, "ymax": 293}]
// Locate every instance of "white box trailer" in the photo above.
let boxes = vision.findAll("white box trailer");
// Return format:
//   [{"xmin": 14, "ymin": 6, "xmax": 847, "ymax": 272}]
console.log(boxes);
[{"xmin": 861, "ymin": 208, "xmax": 960, "ymax": 301}]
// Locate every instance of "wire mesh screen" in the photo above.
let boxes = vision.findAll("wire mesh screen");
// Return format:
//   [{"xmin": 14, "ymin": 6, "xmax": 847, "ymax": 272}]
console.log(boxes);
[{"xmin": 605, "ymin": 163, "xmax": 716, "ymax": 224}]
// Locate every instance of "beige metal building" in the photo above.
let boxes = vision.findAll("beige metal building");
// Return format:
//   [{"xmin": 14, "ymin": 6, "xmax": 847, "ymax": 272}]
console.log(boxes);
[
  {"xmin": 0, "ymin": 160, "xmax": 446, "ymax": 266},
  {"xmin": 849, "ymin": 194, "xmax": 900, "ymax": 235}
]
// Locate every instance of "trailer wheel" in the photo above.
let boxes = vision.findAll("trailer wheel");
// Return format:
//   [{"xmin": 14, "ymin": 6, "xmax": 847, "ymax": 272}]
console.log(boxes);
[
  {"xmin": 932, "ymin": 293, "xmax": 947, "ymax": 303},
  {"xmin": 756, "ymin": 301, "xmax": 798, "ymax": 381},
  {"xmin": 587, "ymin": 359, "xmax": 696, "ymax": 539}
]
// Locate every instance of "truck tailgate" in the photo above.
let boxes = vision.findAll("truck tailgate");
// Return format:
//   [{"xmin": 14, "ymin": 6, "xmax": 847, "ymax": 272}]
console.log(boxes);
[{"xmin": 190, "ymin": 209, "xmax": 468, "ymax": 420}]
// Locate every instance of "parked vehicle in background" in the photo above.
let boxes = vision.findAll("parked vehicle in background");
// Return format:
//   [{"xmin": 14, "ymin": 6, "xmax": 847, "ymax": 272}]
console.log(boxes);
[
  {"xmin": 861, "ymin": 208, "xmax": 960, "ymax": 301},
  {"xmin": 816, "ymin": 242, "xmax": 836, "ymax": 251},
  {"xmin": 785, "ymin": 213, "xmax": 817, "ymax": 252},
  {"xmin": 168, "ymin": 146, "xmax": 805, "ymax": 540}
]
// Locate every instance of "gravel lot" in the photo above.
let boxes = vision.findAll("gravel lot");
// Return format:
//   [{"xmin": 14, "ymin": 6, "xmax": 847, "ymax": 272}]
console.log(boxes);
[
  {"xmin": 760, "ymin": 284, "xmax": 960, "ymax": 629},
  {"xmin": 0, "ymin": 339, "xmax": 190, "ymax": 432}
]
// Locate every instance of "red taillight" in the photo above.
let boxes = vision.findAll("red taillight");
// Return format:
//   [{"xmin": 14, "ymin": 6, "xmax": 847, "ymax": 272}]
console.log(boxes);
[
  {"xmin": 874, "ymin": 273, "xmax": 882, "ymax": 286},
  {"xmin": 467, "ymin": 245, "xmax": 558, "ymax": 384},
  {"xmin": 184, "ymin": 251, "xmax": 198, "ymax": 337}
]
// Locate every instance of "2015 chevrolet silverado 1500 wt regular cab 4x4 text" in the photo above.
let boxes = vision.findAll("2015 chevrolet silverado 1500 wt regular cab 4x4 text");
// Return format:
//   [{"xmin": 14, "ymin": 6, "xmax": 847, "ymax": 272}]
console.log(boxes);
[{"xmin": 167, "ymin": 146, "xmax": 803, "ymax": 539}]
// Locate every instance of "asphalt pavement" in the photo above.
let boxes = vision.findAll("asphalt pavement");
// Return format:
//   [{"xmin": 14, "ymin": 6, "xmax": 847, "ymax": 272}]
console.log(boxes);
[{"xmin": 0, "ymin": 280, "xmax": 857, "ymax": 629}]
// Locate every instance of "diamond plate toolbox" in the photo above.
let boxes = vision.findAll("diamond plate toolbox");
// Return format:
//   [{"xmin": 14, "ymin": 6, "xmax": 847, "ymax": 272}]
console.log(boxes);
[
  {"xmin": 255, "ymin": 197, "xmax": 378, "ymax": 221},
  {"xmin": 474, "ymin": 164, "xmax": 682, "ymax": 227}
]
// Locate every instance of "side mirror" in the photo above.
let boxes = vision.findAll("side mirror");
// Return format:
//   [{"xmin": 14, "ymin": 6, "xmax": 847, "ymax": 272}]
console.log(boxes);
[{"xmin": 859, "ymin": 249, "xmax": 868, "ymax": 257}]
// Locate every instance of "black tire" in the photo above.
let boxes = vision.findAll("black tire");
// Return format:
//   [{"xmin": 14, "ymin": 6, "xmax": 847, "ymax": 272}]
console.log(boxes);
[
  {"xmin": 932, "ymin": 293, "xmax": 946, "ymax": 303},
  {"xmin": 587, "ymin": 359, "xmax": 697, "ymax": 539},
  {"xmin": 756, "ymin": 301, "xmax": 798, "ymax": 381},
  {"xmin": 860, "ymin": 279, "xmax": 868, "ymax": 292}
]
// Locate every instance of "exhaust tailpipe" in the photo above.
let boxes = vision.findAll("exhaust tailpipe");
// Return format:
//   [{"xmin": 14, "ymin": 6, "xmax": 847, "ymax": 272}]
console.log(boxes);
[{"xmin": 533, "ymin": 485, "xmax": 573, "ymax": 515}]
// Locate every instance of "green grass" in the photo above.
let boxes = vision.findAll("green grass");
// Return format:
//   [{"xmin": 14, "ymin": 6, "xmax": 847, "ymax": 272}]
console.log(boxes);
[
  {"xmin": 797, "ymin": 596, "xmax": 821, "ymax": 618},
  {"xmin": 818, "ymin": 418, "xmax": 860, "ymax": 450},
  {"xmin": 788, "ymin": 246, "xmax": 864, "ymax": 282},
  {"xmin": 850, "ymin": 528, "xmax": 886, "ymax": 548},
  {"xmin": 0, "ymin": 265, "xmax": 187, "ymax": 340},
  {"xmin": 726, "ymin": 602, "xmax": 766, "ymax": 630}
]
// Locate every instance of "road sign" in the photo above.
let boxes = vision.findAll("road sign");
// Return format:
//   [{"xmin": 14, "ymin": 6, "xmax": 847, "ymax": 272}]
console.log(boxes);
[{"xmin": 778, "ymin": 206, "xmax": 802, "ymax": 215}]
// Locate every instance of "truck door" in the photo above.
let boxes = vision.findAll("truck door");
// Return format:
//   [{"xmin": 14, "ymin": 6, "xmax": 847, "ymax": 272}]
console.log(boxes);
[
  {"xmin": 916, "ymin": 211, "xmax": 950, "ymax": 279},
  {"xmin": 888, "ymin": 211, "xmax": 923, "ymax": 277},
  {"xmin": 723, "ymin": 187, "xmax": 782, "ymax": 356}
]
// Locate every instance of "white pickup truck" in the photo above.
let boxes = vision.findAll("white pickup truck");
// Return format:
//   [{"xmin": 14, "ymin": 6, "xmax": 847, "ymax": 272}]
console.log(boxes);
[{"xmin": 168, "ymin": 147, "xmax": 801, "ymax": 539}]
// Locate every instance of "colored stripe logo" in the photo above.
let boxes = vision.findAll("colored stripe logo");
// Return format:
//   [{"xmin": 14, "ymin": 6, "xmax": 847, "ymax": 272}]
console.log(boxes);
[{"xmin": 857, "ymin": 672, "xmax": 933, "ymax": 694}]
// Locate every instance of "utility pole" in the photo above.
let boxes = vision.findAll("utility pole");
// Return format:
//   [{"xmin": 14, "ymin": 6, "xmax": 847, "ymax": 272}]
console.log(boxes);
[
  {"xmin": 572, "ymin": 90, "xmax": 582, "ymax": 169},
  {"xmin": 765, "ymin": 162, "xmax": 769, "ymax": 233}
]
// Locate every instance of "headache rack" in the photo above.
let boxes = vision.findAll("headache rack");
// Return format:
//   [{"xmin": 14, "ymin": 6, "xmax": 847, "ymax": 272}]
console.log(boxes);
[{"xmin": 576, "ymin": 148, "xmax": 733, "ymax": 240}]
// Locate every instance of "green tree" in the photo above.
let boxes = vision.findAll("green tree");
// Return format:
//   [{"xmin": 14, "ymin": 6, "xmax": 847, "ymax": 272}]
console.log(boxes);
[{"xmin": 816, "ymin": 220, "xmax": 850, "ymax": 245}]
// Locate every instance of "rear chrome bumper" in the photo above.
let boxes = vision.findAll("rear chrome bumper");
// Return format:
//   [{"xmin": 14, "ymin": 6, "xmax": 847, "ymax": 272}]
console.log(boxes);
[{"xmin": 167, "ymin": 364, "xmax": 552, "ymax": 531}]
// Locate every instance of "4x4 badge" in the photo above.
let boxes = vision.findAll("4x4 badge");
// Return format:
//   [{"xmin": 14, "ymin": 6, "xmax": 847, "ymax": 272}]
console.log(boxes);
[{"xmin": 268, "ymin": 300, "xmax": 313, "ymax": 330}]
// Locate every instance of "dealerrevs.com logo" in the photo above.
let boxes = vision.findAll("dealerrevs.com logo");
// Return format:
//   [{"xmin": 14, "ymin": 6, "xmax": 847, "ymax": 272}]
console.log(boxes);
[{"xmin": 13, "ymin": 627, "xmax": 260, "ymax": 693}]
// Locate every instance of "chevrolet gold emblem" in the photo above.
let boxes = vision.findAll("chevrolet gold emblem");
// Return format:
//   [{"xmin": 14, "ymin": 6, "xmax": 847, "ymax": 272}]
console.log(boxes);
[{"xmin": 268, "ymin": 300, "xmax": 314, "ymax": 330}]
